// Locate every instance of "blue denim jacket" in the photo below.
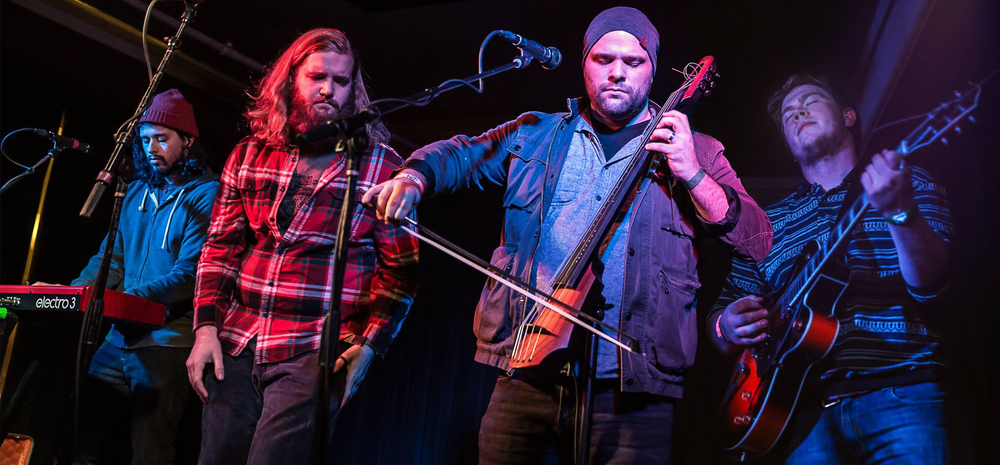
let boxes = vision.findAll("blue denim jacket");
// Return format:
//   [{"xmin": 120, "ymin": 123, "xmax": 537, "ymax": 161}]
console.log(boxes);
[{"xmin": 403, "ymin": 98, "xmax": 772, "ymax": 397}]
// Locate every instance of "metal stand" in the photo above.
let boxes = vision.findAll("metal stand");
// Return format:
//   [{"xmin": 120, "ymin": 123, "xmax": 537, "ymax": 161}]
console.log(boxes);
[
  {"xmin": 308, "ymin": 134, "xmax": 366, "ymax": 465},
  {"xmin": 0, "ymin": 147, "xmax": 65, "ymax": 196},
  {"xmin": 62, "ymin": 2, "xmax": 199, "ymax": 459},
  {"xmin": 576, "ymin": 329, "xmax": 599, "ymax": 465},
  {"xmin": 305, "ymin": 50, "xmax": 545, "ymax": 465},
  {"xmin": 79, "ymin": 3, "xmax": 197, "ymax": 218}
]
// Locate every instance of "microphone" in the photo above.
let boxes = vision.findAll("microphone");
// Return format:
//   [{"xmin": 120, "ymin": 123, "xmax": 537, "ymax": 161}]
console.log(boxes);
[
  {"xmin": 33, "ymin": 129, "xmax": 93, "ymax": 154},
  {"xmin": 498, "ymin": 30, "xmax": 562, "ymax": 70}
]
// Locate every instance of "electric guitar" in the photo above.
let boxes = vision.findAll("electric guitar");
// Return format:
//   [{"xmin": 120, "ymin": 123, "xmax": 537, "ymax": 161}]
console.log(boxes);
[{"xmin": 717, "ymin": 81, "xmax": 982, "ymax": 458}]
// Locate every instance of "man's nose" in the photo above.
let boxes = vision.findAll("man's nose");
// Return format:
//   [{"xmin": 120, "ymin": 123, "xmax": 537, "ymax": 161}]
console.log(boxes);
[
  {"xmin": 793, "ymin": 109, "xmax": 808, "ymax": 120},
  {"xmin": 318, "ymin": 80, "xmax": 332, "ymax": 97},
  {"xmin": 608, "ymin": 60, "xmax": 626, "ymax": 81}
]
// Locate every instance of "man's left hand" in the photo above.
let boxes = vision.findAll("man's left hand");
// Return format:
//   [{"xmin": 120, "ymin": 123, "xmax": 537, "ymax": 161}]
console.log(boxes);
[
  {"xmin": 645, "ymin": 110, "xmax": 700, "ymax": 182},
  {"xmin": 861, "ymin": 149, "xmax": 913, "ymax": 216},
  {"xmin": 333, "ymin": 343, "xmax": 376, "ymax": 408}
]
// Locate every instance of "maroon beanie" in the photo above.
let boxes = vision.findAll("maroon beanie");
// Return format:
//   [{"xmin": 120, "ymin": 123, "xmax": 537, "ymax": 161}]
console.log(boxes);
[
  {"xmin": 582, "ymin": 7, "xmax": 660, "ymax": 74},
  {"xmin": 138, "ymin": 89, "xmax": 199, "ymax": 138}
]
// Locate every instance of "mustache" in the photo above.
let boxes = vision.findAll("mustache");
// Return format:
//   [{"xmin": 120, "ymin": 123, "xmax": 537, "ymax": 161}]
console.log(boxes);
[{"xmin": 601, "ymin": 83, "xmax": 635, "ymax": 94}]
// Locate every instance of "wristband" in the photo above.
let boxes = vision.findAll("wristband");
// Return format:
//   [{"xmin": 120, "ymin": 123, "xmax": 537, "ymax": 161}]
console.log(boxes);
[
  {"xmin": 683, "ymin": 168, "xmax": 706, "ymax": 190},
  {"xmin": 399, "ymin": 173, "xmax": 425, "ymax": 193},
  {"xmin": 885, "ymin": 206, "xmax": 918, "ymax": 226},
  {"xmin": 715, "ymin": 314, "xmax": 731, "ymax": 343}
]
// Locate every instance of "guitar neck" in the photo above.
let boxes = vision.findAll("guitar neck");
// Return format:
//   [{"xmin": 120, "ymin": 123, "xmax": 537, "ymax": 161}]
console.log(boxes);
[{"xmin": 777, "ymin": 193, "xmax": 871, "ymax": 309}]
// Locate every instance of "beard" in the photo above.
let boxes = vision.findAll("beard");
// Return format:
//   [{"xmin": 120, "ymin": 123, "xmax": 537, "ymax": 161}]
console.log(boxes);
[
  {"xmin": 586, "ymin": 77, "xmax": 652, "ymax": 123},
  {"xmin": 288, "ymin": 87, "xmax": 357, "ymax": 145},
  {"xmin": 796, "ymin": 120, "xmax": 852, "ymax": 167}
]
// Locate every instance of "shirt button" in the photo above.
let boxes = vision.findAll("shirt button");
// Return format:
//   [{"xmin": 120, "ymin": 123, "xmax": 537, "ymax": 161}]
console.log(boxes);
[
  {"xmin": 594, "ymin": 308, "xmax": 605, "ymax": 320},
  {"xmin": 267, "ymin": 281, "xmax": 275, "ymax": 287},
  {"xmin": 628, "ymin": 248, "xmax": 635, "ymax": 256},
  {"xmin": 625, "ymin": 377, "xmax": 634, "ymax": 387},
  {"xmin": 533, "ymin": 232, "xmax": 539, "ymax": 238},
  {"xmin": 624, "ymin": 311, "xmax": 632, "ymax": 321},
  {"xmin": 664, "ymin": 288, "xmax": 670, "ymax": 295},
  {"xmin": 596, "ymin": 194, "xmax": 602, "ymax": 201},
  {"xmin": 513, "ymin": 144, "xmax": 522, "ymax": 151},
  {"xmin": 279, "ymin": 187, "xmax": 285, "ymax": 192}
]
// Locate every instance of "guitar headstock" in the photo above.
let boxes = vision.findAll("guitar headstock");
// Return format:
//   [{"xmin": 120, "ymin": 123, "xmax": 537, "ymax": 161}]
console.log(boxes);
[
  {"xmin": 674, "ymin": 56, "xmax": 719, "ymax": 114},
  {"xmin": 899, "ymin": 82, "xmax": 981, "ymax": 155}
]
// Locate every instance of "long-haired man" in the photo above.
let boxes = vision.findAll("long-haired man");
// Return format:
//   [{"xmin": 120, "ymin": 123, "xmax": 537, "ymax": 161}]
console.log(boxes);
[{"xmin": 187, "ymin": 28, "xmax": 418, "ymax": 464}]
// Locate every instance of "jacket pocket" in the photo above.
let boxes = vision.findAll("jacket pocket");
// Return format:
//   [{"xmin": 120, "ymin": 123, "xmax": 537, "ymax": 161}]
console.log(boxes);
[
  {"xmin": 659, "ymin": 220, "xmax": 698, "ymax": 276},
  {"xmin": 475, "ymin": 244, "xmax": 518, "ymax": 342},
  {"xmin": 649, "ymin": 269, "xmax": 701, "ymax": 375},
  {"xmin": 500, "ymin": 137, "xmax": 544, "ymax": 244}
]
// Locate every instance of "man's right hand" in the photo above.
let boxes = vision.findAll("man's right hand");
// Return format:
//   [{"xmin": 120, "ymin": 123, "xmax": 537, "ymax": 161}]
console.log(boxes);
[
  {"xmin": 362, "ymin": 169, "xmax": 425, "ymax": 223},
  {"xmin": 719, "ymin": 295, "xmax": 769, "ymax": 346},
  {"xmin": 186, "ymin": 326, "xmax": 224, "ymax": 403}
]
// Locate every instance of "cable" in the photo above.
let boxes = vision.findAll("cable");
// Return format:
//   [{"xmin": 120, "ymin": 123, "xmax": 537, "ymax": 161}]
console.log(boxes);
[
  {"xmin": 874, "ymin": 68, "xmax": 999, "ymax": 134},
  {"xmin": 142, "ymin": 0, "xmax": 161, "ymax": 82},
  {"xmin": 1, "ymin": 128, "xmax": 36, "ymax": 169},
  {"xmin": 364, "ymin": 30, "xmax": 499, "ymax": 110}
]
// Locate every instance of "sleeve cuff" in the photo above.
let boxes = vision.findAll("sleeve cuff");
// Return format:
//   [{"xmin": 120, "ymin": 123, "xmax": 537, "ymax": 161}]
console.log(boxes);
[{"xmin": 699, "ymin": 182, "xmax": 741, "ymax": 229}]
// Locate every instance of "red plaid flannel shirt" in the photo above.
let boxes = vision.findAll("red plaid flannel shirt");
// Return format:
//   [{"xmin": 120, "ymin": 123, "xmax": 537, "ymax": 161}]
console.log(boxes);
[{"xmin": 194, "ymin": 138, "xmax": 419, "ymax": 363}]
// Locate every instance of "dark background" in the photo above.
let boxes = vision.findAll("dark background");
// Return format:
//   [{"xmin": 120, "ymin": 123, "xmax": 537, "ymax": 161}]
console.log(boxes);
[{"xmin": 1, "ymin": 0, "xmax": 998, "ymax": 463}]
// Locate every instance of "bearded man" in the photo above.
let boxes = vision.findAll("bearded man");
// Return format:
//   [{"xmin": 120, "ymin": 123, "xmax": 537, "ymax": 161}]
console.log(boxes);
[
  {"xmin": 365, "ymin": 7, "xmax": 771, "ymax": 464},
  {"xmin": 187, "ymin": 28, "xmax": 419, "ymax": 465}
]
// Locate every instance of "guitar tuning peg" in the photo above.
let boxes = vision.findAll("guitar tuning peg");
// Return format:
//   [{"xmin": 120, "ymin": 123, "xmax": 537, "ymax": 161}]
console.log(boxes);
[
  {"xmin": 955, "ymin": 126, "xmax": 962, "ymax": 134},
  {"xmin": 704, "ymin": 90, "xmax": 713, "ymax": 98},
  {"xmin": 941, "ymin": 137, "xmax": 948, "ymax": 145},
  {"xmin": 969, "ymin": 116, "xmax": 976, "ymax": 123}
]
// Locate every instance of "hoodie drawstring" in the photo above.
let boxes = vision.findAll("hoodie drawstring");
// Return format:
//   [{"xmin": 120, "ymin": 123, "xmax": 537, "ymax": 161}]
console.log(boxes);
[
  {"xmin": 161, "ymin": 188, "xmax": 186, "ymax": 250},
  {"xmin": 139, "ymin": 188, "xmax": 150, "ymax": 212}
]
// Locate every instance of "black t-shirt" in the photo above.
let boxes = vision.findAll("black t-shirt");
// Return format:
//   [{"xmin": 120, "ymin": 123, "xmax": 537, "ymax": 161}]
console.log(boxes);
[{"xmin": 592, "ymin": 119, "xmax": 647, "ymax": 162}]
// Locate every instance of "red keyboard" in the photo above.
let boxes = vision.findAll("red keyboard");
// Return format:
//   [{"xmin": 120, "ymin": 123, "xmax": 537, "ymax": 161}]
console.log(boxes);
[{"xmin": 0, "ymin": 285, "xmax": 166, "ymax": 326}]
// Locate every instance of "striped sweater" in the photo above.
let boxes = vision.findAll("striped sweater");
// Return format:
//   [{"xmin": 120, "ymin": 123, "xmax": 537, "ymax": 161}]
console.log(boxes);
[{"xmin": 716, "ymin": 165, "xmax": 954, "ymax": 383}]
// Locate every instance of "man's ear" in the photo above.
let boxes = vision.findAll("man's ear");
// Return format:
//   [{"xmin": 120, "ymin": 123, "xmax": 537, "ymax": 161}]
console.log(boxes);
[
  {"xmin": 182, "ymin": 135, "xmax": 195, "ymax": 149},
  {"xmin": 844, "ymin": 107, "xmax": 857, "ymax": 128}
]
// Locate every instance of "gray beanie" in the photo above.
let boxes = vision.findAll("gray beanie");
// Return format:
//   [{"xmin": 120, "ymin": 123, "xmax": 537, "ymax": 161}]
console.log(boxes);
[{"xmin": 582, "ymin": 7, "xmax": 659, "ymax": 74}]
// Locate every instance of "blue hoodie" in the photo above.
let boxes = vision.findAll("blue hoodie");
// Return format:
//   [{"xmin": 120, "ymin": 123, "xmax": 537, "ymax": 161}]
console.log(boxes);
[{"xmin": 73, "ymin": 173, "xmax": 219, "ymax": 349}]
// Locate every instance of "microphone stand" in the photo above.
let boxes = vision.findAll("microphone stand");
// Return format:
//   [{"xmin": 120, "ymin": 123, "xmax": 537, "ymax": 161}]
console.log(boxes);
[
  {"xmin": 306, "ymin": 52, "xmax": 543, "ymax": 465},
  {"xmin": 64, "ymin": 2, "xmax": 198, "ymax": 459},
  {"xmin": 80, "ymin": 3, "xmax": 197, "ymax": 218},
  {"xmin": 0, "ymin": 146, "xmax": 66, "ymax": 196}
]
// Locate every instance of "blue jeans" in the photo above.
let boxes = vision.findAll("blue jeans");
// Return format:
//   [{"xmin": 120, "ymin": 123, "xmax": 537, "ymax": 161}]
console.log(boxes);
[
  {"xmin": 197, "ymin": 340, "xmax": 347, "ymax": 465},
  {"xmin": 784, "ymin": 382, "xmax": 948, "ymax": 464},
  {"xmin": 478, "ymin": 372, "xmax": 675, "ymax": 465},
  {"xmin": 71, "ymin": 342, "xmax": 193, "ymax": 465}
]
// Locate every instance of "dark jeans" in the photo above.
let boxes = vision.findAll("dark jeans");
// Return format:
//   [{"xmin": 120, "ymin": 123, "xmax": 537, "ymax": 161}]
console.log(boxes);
[
  {"xmin": 478, "ymin": 372, "xmax": 675, "ymax": 465},
  {"xmin": 198, "ymin": 340, "xmax": 346, "ymax": 465},
  {"xmin": 783, "ymin": 382, "xmax": 948, "ymax": 464},
  {"xmin": 72, "ymin": 342, "xmax": 193, "ymax": 465}
]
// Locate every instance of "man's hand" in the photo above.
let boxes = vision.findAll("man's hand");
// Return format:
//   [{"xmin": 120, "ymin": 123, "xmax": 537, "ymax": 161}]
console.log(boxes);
[
  {"xmin": 31, "ymin": 282, "xmax": 56, "ymax": 286},
  {"xmin": 333, "ymin": 343, "xmax": 375, "ymax": 408},
  {"xmin": 645, "ymin": 110, "xmax": 701, "ymax": 182},
  {"xmin": 186, "ymin": 326, "xmax": 224, "ymax": 403},
  {"xmin": 861, "ymin": 149, "xmax": 913, "ymax": 216},
  {"xmin": 719, "ymin": 295, "xmax": 769, "ymax": 346},
  {"xmin": 362, "ymin": 169, "xmax": 425, "ymax": 224}
]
